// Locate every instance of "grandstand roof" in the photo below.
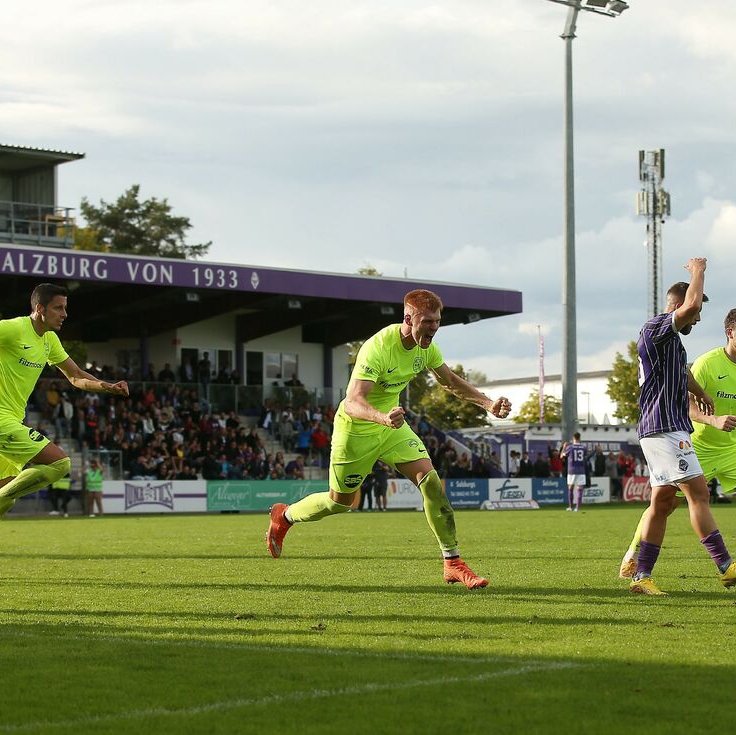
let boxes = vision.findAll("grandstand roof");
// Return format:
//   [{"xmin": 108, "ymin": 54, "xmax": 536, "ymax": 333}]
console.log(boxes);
[
  {"xmin": 0, "ymin": 144, "xmax": 85, "ymax": 171},
  {"xmin": 0, "ymin": 242, "xmax": 522, "ymax": 345}
]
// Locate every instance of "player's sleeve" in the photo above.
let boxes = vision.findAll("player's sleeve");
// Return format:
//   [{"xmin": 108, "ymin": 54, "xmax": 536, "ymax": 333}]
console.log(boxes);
[
  {"xmin": 644, "ymin": 312, "xmax": 676, "ymax": 344},
  {"xmin": 352, "ymin": 336, "xmax": 383, "ymax": 383},
  {"xmin": 46, "ymin": 333, "xmax": 69, "ymax": 366},
  {"xmin": 0, "ymin": 319, "xmax": 17, "ymax": 348},
  {"xmin": 426, "ymin": 342, "xmax": 444, "ymax": 370}
]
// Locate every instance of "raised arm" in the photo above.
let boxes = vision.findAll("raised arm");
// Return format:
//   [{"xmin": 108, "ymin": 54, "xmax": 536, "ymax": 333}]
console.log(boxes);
[
  {"xmin": 673, "ymin": 257, "xmax": 706, "ymax": 332},
  {"xmin": 430, "ymin": 363, "xmax": 511, "ymax": 419},
  {"xmin": 55, "ymin": 357, "xmax": 129, "ymax": 396}
]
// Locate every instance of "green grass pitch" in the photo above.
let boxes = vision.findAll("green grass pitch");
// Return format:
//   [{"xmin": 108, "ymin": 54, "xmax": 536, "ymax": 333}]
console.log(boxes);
[{"xmin": 1, "ymin": 504, "xmax": 735, "ymax": 734}]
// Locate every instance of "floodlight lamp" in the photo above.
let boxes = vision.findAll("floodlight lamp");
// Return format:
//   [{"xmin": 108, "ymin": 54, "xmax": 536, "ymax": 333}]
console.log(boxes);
[{"xmin": 607, "ymin": 1, "xmax": 629, "ymax": 14}]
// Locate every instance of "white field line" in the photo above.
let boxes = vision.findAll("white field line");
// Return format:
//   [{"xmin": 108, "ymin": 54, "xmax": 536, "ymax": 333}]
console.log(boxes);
[
  {"xmin": 0, "ymin": 629, "xmax": 529, "ymax": 666},
  {"xmin": 0, "ymin": 661, "xmax": 580, "ymax": 733}
]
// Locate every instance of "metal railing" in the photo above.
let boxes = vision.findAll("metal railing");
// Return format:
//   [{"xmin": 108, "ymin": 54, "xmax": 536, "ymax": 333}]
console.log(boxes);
[{"xmin": 0, "ymin": 200, "xmax": 76, "ymax": 247}]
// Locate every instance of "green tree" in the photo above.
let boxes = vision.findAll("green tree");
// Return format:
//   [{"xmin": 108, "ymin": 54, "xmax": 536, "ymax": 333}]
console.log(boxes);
[
  {"xmin": 466, "ymin": 369, "xmax": 488, "ymax": 386},
  {"xmin": 78, "ymin": 184, "xmax": 211, "ymax": 259},
  {"xmin": 512, "ymin": 390, "xmax": 562, "ymax": 424},
  {"xmin": 413, "ymin": 364, "xmax": 489, "ymax": 429},
  {"xmin": 607, "ymin": 341, "xmax": 640, "ymax": 423}
]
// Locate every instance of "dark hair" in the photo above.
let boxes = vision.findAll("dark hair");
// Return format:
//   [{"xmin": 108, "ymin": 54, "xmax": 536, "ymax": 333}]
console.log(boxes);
[
  {"xmin": 724, "ymin": 309, "xmax": 736, "ymax": 333},
  {"xmin": 404, "ymin": 289, "xmax": 443, "ymax": 315},
  {"xmin": 31, "ymin": 283, "xmax": 68, "ymax": 309},
  {"xmin": 573, "ymin": 432, "xmax": 581, "ymax": 441},
  {"xmin": 666, "ymin": 281, "xmax": 709, "ymax": 305}
]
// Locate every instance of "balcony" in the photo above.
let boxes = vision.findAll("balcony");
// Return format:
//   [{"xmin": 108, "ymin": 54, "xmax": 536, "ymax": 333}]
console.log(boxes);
[{"xmin": 0, "ymin": 200, "xmax": 76, "ymax": 248}]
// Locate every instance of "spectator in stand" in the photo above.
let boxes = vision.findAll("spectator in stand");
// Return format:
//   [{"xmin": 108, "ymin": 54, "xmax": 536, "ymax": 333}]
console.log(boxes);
[
  {"xmin": 533, "ymin": 452, "xmax": 550, "ymax": 478},
  {"xmin": 548, "ymin": 446, "xmax": 564, "ymax": 478},
  {"xmin": 197, "ymin": 352, "xmax": 212, "ymax": 389},
  {"xmin": 518, "ymin": 451, "xmax": 534, "ymax": 478},
  {"xmin": 606, "ymin": 451, "xmax": 621, "ymax": 500},
  {"xmin": 285, "ymin": 455, "xmax": 306, "ymax": 479},
  {"xmin": 45, "ymin": 381, "xmax": 61, "ymax": 421},
  {"xmin": 179, "ymin": 357, "xmax": 195, "ymax": 383},
  {"xmin": 592, "ymin": 445, "xmax": 606, "ymax": 477},
  {"xmin": 310, "ymin": 421, "xmax": 331, "ymax": 468},
  {"xmin": 285, "ymin": 374, "xmax": 303, "ymax": 387},
  {"xmin": 295, "ymin": 425, "xmax": 312, "ymax": 457},
  {"xmin": 158, "ymin": 363, "xmax": 176, "ymax": 383},
  {"xmin": 508, "ymin": 450, "xmax": 520, "ymax": 478}
]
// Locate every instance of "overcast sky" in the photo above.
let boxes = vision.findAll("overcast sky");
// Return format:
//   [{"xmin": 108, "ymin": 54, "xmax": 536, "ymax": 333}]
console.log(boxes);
[{"xmin": 3, "ymin": 0, "xmax": 736, "ymax": 384}]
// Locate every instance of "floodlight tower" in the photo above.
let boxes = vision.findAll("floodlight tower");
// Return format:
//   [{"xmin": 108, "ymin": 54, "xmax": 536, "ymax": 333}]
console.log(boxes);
[
  {"xmin": 546, "ymin": 0, "xmax": 629, "ymax": 441},
  {"xmin": 637, "ymin": 149, "xmax": 671, "ymax": 319}
]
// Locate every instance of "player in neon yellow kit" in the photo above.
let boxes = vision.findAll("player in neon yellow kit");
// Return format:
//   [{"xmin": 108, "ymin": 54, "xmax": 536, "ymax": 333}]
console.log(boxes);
[
  {"xmin": 265, "ymin": 289, "xmax": 512, "ymax": 589},
  {"xmin": 0, "ymin": 283, "xmax": 129, "ymax": 517},
  {"xmin": 619, "ymin": 307, "xmax": 736, "ymax": 578}
]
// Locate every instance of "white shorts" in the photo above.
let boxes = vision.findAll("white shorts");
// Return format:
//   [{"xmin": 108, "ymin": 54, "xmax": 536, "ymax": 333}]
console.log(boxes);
[
  {"xmin": 567, "ymin": 474, "xmax": 586, "ymax": 488},
  {"xmin": 640, "ymin": 431, "xmax": 703, "ymax": 487}
]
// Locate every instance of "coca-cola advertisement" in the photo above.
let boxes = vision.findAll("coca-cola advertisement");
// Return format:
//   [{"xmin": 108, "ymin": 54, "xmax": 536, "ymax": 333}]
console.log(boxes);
[{"xmin": 623, "ymin": 476, "xmax": 651, "ymax": 502}]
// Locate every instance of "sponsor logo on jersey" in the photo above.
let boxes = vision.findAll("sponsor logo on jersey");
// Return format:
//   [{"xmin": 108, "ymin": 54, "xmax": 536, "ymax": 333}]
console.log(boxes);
[
  {"xmin": 18, "ymin": 357, "xmax": 43, "ymax": 369},
  {"xmin": 718, "ymin": 375, "xmax": 728, "ymax": 380},
  {"xmin": 359, "ymin": 364, "xmax": 376, "ymax": 375},
  {"xmin": 344, "ymin": 474, "xmax": 363, "ymax": 488},
  {"xmin": 387, "ymin": 367, "xmax": 398, "ymax": 373},
  {"xmin": 22, "ymin": 345, "xmax": 31, "ymax": 350},
  {"xmin": 678, "ymin": 439, "xmax": 691, "ymax": 449},
  {"xmin": 28, "ymin": 428, "xmax": 45, "ymax": 442},
  {"xmin": 716, "ymin": 390, "xmax": 736, "ymax": 400}
]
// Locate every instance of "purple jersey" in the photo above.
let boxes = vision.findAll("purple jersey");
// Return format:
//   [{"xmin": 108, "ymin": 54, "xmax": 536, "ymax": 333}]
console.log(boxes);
[
  {"xmin": 565, "ymin": 443, "xmax": 587, "ymax": 475},
  {"xmin": 637, "ymin": 311, "xmax": 692, "ymax": 439}
]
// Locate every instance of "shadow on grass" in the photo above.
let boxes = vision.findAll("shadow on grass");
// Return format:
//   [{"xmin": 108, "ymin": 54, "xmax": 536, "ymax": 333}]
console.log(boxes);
[{"xmin": 0, "ymin": 619, "xmax": 733, "ymax": 735}]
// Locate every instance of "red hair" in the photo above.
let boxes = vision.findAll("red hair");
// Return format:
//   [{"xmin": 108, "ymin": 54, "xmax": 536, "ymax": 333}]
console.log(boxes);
[{"xmin": 404, "ymin": 289, "xmax": 443, "ymax": 315}]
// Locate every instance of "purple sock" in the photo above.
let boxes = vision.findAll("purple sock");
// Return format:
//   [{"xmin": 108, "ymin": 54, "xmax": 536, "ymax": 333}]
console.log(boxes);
[
  {"xmin": 635, "ymin": 540, "xmax": 661, "ymax": 579},
  {"xmin": 576, "ymin": 488, "xmax": 583, "ymax": 509},
  {"xmin": 701, "ymin": 530, "xmax": 732, "ymax": 573},
  {"xmin": 567, "ymin": 488, "xmax": 574, "ymax": 508}
]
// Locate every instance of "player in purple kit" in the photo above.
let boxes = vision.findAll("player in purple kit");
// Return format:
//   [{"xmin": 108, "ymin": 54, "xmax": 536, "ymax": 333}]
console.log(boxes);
[
  {"xmin": 629, "ymin": 257, "xmax": 736, "ymax": 595},
  {"xmin": 561, "ymin": 432, "xmax": 586, "ymax": 512}
]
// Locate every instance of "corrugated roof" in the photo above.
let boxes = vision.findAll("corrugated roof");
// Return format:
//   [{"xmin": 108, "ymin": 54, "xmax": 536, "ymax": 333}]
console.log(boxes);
[{"xmin": 0, "ymin": 143, "xmax": 85, "ymax": 161}]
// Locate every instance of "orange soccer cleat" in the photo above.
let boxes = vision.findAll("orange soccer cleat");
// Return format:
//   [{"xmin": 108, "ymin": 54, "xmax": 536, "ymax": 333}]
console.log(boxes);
[
  {"xmin": 443, "ymin": 558, "xmax": 489, "ymax": 590},
  {"xmin": 265, "ymin": 503, "xmax": 292, "ymax": 558}
]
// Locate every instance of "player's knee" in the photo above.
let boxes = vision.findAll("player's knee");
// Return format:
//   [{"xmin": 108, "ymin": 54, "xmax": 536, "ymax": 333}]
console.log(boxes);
[
  {"xmin": 418, "ymin": 469, "xmax": 443, "ymax": 501},
  {"xmin": 49, "ymin": 457, "xmax": 71, "ymax": 481},
  {"xmin": 325, "ymin": 496, "xmax": 352, "ymax": 514}
]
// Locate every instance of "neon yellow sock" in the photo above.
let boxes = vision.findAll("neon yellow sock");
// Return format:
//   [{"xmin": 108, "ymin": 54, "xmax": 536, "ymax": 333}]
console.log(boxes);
[
  {"xmin": 625, "ymin": 509, "xmax": 647, "ymax": 559},
  {"xmin": 419, "ymin": 470, "xmax": 459, "ymax": 557},
  {"xmin": 0, "ymin": 458, "xmax": 71, "ymax": 501},
  {"xmin": 287, "ymin": 491, "xmax": 352, "ymax": 522}
]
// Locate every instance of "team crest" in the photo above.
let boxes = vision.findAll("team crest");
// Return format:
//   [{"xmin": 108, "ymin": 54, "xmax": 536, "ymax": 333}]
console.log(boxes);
[
  {"xmin": 412, "ymin": 357, "xmax": 423, "ymax": 373},
  {"xmin": 678, "ymin": 459, "xmax": 689, "ymax": 472}
]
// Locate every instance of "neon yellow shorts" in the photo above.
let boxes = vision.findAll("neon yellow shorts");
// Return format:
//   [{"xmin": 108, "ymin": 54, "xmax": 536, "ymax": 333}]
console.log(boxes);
[
  {"xmin": 696, "ymin": 452, "xmax": 736, "ymax": 495},
  {"xmin": 329, "ymin": 416, "xmax": 429, "ymax": 493},
  {"xmin": 0, "ymin": 418, "xmax": 51, "ymax": 478}
]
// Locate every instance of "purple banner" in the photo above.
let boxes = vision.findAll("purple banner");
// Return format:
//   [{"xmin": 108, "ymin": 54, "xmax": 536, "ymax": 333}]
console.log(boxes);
[{"xmin": 0, "ymin": 243, "xmax": 522, "ymax": 313}]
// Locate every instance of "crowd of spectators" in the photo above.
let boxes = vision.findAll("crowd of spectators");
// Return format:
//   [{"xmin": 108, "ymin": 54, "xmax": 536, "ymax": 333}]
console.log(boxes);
[{"xmin": 33, "ymin": 363, "xmax": 336, "ymax": 482}]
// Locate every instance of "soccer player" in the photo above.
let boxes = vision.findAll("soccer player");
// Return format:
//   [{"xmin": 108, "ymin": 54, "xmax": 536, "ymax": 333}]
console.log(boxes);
[
  {"xmin": 265, "ymin": 289, "xmax": 511, "ymax": 589},
  {"xmin": 623, "ymin": 259, "xmax": 736, "ymax": 595},
  {"xmin": 620, "ymin": 306, "xmax": 736, "ymax": 579},
  {"xmin": 0, "ymin": 283, "xmax": 129, "ymax": 518},
  {"xmin": 561, "ymin": 432, "xmax": 586, "ymax": 512}
]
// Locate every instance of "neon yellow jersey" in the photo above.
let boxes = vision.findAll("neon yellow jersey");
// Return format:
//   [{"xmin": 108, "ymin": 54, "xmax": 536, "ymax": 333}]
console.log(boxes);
[
  {"xmin": 0, "ymin": 316, "xmax": 68, "ymax": 421},
  {"xmin": 691, "ymin": 347, "xmax": 736, "ymax": 453},
  {"xmin": 337, "ymin": 324, "xmax": 443, "ymax": 434}
]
